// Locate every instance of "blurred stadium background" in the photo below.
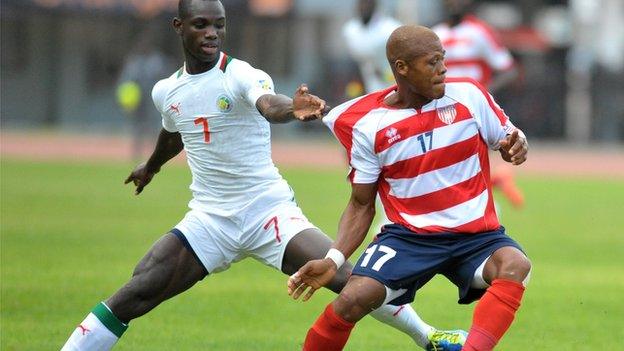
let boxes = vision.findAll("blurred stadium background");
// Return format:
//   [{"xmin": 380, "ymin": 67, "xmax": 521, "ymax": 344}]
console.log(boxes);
[
  {"xmin": 1, "ymin": 0, "xmax": 623, "ymax": 350},
  {"xmin": 1, "ymin": 0, "xmax": 623, "ymax": 142}
]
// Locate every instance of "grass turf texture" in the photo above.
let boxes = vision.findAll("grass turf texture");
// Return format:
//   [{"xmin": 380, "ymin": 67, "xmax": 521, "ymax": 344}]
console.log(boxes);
[{"xmin": 1, "ymin": 158, "xmax": 623, "ymax": 350}]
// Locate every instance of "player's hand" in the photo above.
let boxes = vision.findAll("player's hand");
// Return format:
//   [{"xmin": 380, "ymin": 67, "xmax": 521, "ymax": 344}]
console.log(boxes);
[
  {"xmin": 292, "ymin": 84, "xmax": 326, "ymax": 121},
  {"xmin": 124, "ymin": 162, "xmax": 159, "ymax": 195},
  {"xmin": 288, "ymin": 258, "xmax": 337, "ymax": 302},
  {"xmin": 499, "ymin": 129, "xmax": 528, "ymax": 165}
]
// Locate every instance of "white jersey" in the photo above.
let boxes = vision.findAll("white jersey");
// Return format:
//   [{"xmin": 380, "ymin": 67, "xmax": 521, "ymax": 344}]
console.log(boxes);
[
  {"xmin": 152, "ymin": 52, "xmax": 292, "ymax": 217},
  {"xmin": 343, "ymin": 13, "xmax": 402, "ymax": 93},
  {"xmin": 432, "ymin": 15, "xmax": 514, "ymax": 87}
]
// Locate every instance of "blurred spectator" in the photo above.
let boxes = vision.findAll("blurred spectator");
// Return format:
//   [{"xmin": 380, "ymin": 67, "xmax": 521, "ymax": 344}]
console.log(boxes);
[
  {"xmin": 433, "ymin": 0, "xmax": 524, "ymax": 209},
  {"xmin": 116, "ymin": 27, "xmax": 174, "ymax": 160},
  {"xmin": 342, "ymin": 0, "xmax": 401, "ymax": 95},
  {"xmin": 432, "ymin": 0, "xmax": 518, "ymax": 94},
  {"xmin": 341, "ymin": 0, "xmax": 403, "ymax": 228},
  {"xmin": 563, "ymin": 0, "xmax": 624, "ymax": 142}
]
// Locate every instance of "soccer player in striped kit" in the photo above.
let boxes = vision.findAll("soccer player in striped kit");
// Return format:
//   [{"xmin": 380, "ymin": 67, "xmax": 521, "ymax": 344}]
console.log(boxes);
[
  {"xmin": 289, "ymin": 25, "xmax": 531, "ymax": 351},
  {"xmin": 61, "ymin": 1, "xmax": 465, "ymax": 350}
]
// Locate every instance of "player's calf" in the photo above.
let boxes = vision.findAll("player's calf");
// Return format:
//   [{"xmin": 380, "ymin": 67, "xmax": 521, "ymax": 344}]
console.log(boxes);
[
  {"xmin": 303, "ymin": 277, "xmax": 385, "ymax": 351},
  {"xmin": 465, "ymin": 248, "xmax": 530, "ymax": 351},
  {"xmin": 61, "ymin": 233, "xmax": 206, "ymax": 351},
  {"xmin": 107, "ymin": 233, "xmax": 205, "ymax": 321}
]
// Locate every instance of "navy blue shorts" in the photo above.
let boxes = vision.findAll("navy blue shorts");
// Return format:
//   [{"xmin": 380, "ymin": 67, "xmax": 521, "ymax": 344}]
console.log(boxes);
[{"xmin": 351, "ymin": 224, "xmax": 524, "ymax": 305}]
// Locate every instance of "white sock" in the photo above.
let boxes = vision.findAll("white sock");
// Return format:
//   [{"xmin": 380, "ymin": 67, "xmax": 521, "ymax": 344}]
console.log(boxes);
[
  {"xmin": 61, "ymin": 302, "xmax": 128, "ymax": 351},
  {"xmin": 370, "ymin": 304, "xmax": 434, "ymax": 349}
]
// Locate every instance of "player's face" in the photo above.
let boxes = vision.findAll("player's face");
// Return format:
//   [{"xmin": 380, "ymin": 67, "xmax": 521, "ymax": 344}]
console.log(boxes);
[
  {"xmin": 403, "ymin": 45, "xmax": 447, "ymax": 100},
  {"xmin": 174, "ymin": 0, "xmax": 226, "ymax": 64}
]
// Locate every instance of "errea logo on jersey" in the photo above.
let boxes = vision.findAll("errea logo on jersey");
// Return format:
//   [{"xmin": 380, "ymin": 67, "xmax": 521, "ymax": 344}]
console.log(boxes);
[
  {"xmin": 216, "ymin": 95, "xmax": 233, "ymax": 113},
  {"xmin": 385, "ymin": 127, "xmax": 401, "ymax": 144}
]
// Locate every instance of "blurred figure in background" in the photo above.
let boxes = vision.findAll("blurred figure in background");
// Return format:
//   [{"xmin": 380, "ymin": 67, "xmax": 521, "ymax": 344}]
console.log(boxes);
[
  {"xmin": 116, "ymin": 27, "xmax": 173, "ymax": 161},
  {"xmin": 342, "ymin": 0, "xmax": 399, "ymax": 232},
  {"xmin": 432, "ymin": 0, "xmax": 517, "ymax": 94},
  {"xmin": 433, "ymin": 0, "xmax": 524, "ymax": 209},
  {"xmin": 342, "ymin": 0, "xmax": 401, "ymax": 97}
]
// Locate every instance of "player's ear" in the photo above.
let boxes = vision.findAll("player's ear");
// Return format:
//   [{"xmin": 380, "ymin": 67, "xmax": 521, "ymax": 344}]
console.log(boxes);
[
  {"xmin": 172, "ymin": 17, "xmax": 183, "ymax": 35},
  {"xmin": 394, "ymin": 59, "xmax": 408, "ymax": 77}
]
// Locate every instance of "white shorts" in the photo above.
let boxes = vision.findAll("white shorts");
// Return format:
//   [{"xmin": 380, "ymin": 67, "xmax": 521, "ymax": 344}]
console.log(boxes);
[{"xmin": 173, "ymin": 192, "xmax": 317, "ymax": 274}]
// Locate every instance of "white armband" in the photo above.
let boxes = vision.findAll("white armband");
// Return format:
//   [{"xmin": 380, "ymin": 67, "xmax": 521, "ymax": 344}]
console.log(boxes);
[{"xmin": 325, "ymin": 248, "xmax": 345, "ymax": 269}]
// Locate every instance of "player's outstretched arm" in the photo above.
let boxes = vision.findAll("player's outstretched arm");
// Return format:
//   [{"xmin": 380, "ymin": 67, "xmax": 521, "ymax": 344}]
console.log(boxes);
[
  {"xmin": 288, "ymin": 183, "xmax": 377, "ymax": 301},
  {"xmin": 498, "ymin": 129, "xmax": 528, "ymax": 165},
  {"xmin": 124, "ymin": 129, "xmax": 183, "ymax": 195},
  {"xmin": 256, "ymin": 84, "xmax": 326, "ymax": 123}
]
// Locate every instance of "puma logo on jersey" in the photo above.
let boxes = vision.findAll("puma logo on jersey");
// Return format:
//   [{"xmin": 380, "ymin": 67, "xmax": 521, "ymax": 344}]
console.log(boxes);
[
  {"xmin": 77, "ymin": 324, "xmax": 91, "ymax": 335},
  {"xmin": 169, "ymin": 103, "xmax": 181, "ymax": 115},
  {"xmin": 386, "ymin": 127, "xmax": 401, "ymax": 144}
]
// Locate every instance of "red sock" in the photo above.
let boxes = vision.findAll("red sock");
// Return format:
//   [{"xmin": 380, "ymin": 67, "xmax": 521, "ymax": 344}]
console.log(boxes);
[
  {"xmin": 303, "ymin": 303, "xmax": 355, "ymax": 351},
  {"xmin": 463, "ymin": 279, "xmax": 525, "ymax": 351}
]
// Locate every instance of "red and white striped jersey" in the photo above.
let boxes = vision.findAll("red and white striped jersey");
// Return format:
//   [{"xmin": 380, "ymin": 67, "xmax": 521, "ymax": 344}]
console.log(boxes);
[
  {"xmin": 323, "ymin": 78, "xmax": 517, "ymax": 234},
  {"xmin": 432, "ymin": 15, "xmax": 514, "ymax": 87}
]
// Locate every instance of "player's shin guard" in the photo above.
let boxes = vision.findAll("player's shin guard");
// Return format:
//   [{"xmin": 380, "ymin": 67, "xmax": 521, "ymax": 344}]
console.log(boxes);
[
  {"xmin": 370, "ymin": 304, "xmax": 433, "ymax": 348},
  {"xmin": 303, "ymin": 303, "xmax": 354, "ymax": 351},
  {"xmin": 61, "ymin": 302, "xmax": 128, "ymax": 351},
  {"xmin": 463, "ymin": 279, "xmax": 525, "ymax": 351}
]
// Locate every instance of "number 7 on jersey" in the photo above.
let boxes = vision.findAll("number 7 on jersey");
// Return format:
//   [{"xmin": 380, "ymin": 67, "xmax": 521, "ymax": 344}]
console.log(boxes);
[{"xmin": 194, "ymin": 117, "xmax": 211, "ymax": 143}]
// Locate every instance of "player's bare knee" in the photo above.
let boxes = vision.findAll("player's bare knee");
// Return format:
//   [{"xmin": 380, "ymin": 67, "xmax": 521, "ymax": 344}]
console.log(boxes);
[
  {"xmin": 333, "ymin": 277, "xmax": 384, "ymax": 322},
  {"xmin": 498, "ymin": 255, "xmax": 531, "ymax": 283},
  {"xmin": 333, "ymin": 290, "xmax": 368, "ymax": 323}
]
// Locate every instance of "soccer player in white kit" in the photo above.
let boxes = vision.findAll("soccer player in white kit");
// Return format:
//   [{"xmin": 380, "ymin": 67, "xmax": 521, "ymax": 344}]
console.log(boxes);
[
  {"xmin": 61, "ymin": 1, "xmax": 464, "ymax": 350},
  {"xmin": 342, "ymin": 0, "xmax": 402, "ymax": 93}
]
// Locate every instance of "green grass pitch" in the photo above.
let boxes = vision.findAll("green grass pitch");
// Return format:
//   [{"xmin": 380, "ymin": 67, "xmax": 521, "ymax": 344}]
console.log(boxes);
[{"xmin": 1, "ymin": 158, "xmax": 623, "ymax": 350}]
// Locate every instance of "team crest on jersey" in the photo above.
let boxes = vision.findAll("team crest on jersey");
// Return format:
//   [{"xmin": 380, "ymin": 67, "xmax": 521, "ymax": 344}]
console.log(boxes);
[
  {"xmin": 259, "ymin": 79, "xmax": 271, "ymax": 90},
  {"xmin": 216, "ymin": 95, "xmax": 233, "ymax": 113},
  {"xmin": 437, "ymin": 105, "xmax": 457, "ymax": 125}
]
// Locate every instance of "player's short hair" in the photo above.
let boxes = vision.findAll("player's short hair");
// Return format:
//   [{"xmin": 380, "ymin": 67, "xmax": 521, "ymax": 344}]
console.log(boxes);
[{"xmin": 178, "ymin": 0, "xmax": 221, "ymax": 19}]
